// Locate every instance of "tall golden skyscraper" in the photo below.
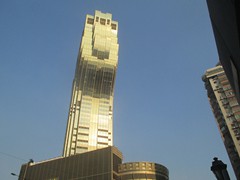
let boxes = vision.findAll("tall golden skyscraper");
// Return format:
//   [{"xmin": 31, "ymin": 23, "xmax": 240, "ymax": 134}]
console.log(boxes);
[
  {"xmin": 63, "ymin": 11, "xmax": 119, "ymax": 157},
  {"xmin": 17, "ymin": 10, "xmax": 170, "ymax": 180}
]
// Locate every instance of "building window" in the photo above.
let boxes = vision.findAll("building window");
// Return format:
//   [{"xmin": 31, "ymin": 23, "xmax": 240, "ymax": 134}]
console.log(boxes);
[
  {"xmin": 100, "ymin": 18, "xmax": 106, "ymax": 25},
  {"xmin": 87, "ymin": 18, "xmax": 94, "ymax": 25},
  {"xmin": 111, "ymin": 23, "xmax": 117, "ymax": 30}
]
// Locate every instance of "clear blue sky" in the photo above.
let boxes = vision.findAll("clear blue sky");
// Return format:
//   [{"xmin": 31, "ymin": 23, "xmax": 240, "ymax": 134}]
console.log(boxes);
[{"xmin": 0, "ymin": 0, "xmax": 236, "ymax": 179}]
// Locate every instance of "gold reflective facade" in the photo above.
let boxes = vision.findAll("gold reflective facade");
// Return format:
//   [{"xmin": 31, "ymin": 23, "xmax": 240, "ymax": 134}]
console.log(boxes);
[
  {"xmin": 63, "ymin": 10, "xmax": 119, "ymax": 157},
  {"xmin": 118, "ymin": 162, "xmax": 169, "ymax": 180},
  {"xmin": 19, "ymin": 147, "xmax": 123, "ymax": 180}
]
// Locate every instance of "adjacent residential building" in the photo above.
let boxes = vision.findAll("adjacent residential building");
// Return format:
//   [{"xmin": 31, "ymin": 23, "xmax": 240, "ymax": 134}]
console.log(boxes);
[
  {"xmin": 63, "ymin": 10, "xmax": 119, "ymax": 156},
  {"xmin": 202, "ymin": 64, "xmax": 240, "ymax": 178}
]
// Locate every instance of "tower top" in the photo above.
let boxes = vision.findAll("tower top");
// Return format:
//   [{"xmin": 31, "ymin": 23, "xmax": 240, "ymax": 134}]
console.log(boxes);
[
  {"xmin": 85, "ymin": 10, "xmax": 118, "ymax": 32},
  {"xmin": 94, "ymin": 10, "xmax": 112, "ymax": 19}
]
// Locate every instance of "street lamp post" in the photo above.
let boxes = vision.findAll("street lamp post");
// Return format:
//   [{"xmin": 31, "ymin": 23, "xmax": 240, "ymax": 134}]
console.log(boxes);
[
  {"xmin": 211, "ymin": 157, "xmax": 230, "ymax": 180},
  {"xmin": 21, "ymin": 159, "xmax": 34, "ymax": 180},
  {"xmin": 22, "ymin": 159, "xmax": 34, "ymax": 180},
  {"xmin": 11, "ymin": 159, "xmax": 34, "ymax": 180}
]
